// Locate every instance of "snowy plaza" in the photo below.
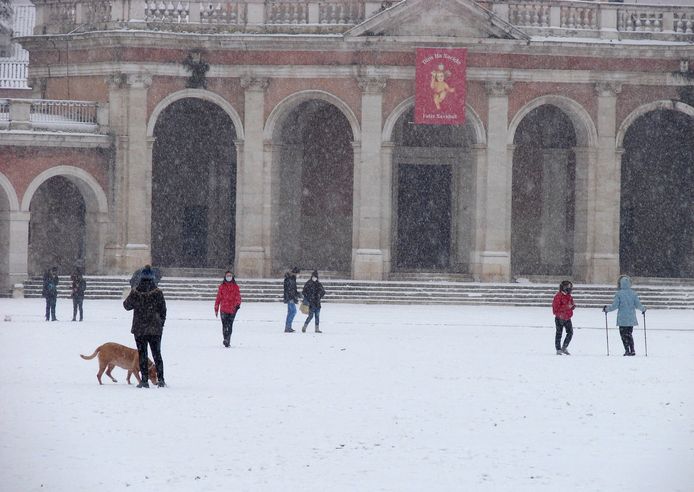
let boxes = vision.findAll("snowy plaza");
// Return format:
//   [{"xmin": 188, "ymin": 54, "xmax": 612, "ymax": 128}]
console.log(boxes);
[{"xmin": 1, "ymin": 298, "xmax": 692, "ymax": 491}]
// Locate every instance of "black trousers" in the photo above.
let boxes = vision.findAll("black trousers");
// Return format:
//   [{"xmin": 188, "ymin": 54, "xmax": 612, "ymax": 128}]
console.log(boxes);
[
  {"xmin": 134, "ymin": 334, "xmax": 164, "ymax": 384},
  {"xmin": 555, "ymin": 317, "xmax": 573, "ymax": 350},
  {"xmin": 619, "ymin": 326, "xmax": 635, "ymax": 353},
  {"xmin": 72, "ymin": 297, "xmax": 84, "ymax": 320},
  {"xmin": 221, "ymin": 312, "xmax": 236, "ymax": 345},
  {"xmin": 44, "ymin": 296, "xmax": 57, "ymax": 320}
]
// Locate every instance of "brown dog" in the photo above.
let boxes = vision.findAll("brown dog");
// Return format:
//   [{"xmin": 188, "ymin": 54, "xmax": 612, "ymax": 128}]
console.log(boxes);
[{"xmin": 80, "ymin": 342, "xmax": 158, "ymax": 385}]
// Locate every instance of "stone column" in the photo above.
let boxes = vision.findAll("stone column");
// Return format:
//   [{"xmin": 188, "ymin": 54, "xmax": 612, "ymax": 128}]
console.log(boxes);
[
  {"xmin": 474, "ymin": 81, "xmax": 513, "ymax": 281},
  {"xmin": 236, "ymin": 76, "xmax": 269, "ymax": 278},
  {"xmin": 591, "ymin": 82, "xmax": 622, "ymax": 283},
  {"xmin": 102, "ymin": 73, "xmax": 153, "ymax": 273},
  {"xmin": 353, "ymin": 76, "xmax": 387, "ymax": 280},
  {"xmin": 380, "ymin": 141, "xmax": 395, "ymax": 277},
  {"xmin": 8, "ymin": 211, "xmax": 30, "ymax": 289}
]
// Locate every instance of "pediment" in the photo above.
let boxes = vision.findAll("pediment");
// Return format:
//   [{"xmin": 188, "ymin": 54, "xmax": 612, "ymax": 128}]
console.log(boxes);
[{"xmin": 346, "ymin": 0, "xmax": 529, "ymax": 41}]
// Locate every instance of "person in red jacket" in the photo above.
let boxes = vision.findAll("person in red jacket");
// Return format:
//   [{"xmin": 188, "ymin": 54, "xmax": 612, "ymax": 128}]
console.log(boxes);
[
  {"xmin": 552, "ymin": 280, "xmax": 576, "ymax": 355},
  {"xmin": 214, "ymin": 271, "xmax": 242, "ymax": 348}
]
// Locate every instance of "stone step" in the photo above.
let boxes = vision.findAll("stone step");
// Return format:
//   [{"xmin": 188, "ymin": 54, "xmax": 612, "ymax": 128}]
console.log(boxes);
[{"xmin": 18, "ymin": 276, "xmax": 694, "ymax": 309}]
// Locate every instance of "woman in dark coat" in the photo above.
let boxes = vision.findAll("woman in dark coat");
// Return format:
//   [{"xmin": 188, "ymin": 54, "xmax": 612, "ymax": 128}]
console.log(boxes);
[
  {"xmin": 42, "ymin": 267, "xmax": 59, "ymax": 321},
  {"xmin": 301, "ymin": 270, "xmax": 325, "ymax": 333},
  {"xmin": 70, "ymin": 269, "xmax": 87, "ymax": 321},
  {"xmin": 123, "ymin": 265, "xmax": 167, "ymax": 388}
]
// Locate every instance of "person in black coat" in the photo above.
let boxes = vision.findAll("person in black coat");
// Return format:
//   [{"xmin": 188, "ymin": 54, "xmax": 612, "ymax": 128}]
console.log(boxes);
[
  {"xmin": 283, "ymin": 267, "xmax": 300, "ymax": 333},
  {"xmin": 42, "ymin": 266, "xmax": 59, "ymax": 321},
  {"xmin": 70, "ymin": 268, "xmax": 87, "ymax": 321},
  {"xmin": 301, "ymin": 270, "xmax": 325, "ymax": 333},
  {"xmin": 123, "ymin": 265, "xmax": 167, "ymax": 388}
]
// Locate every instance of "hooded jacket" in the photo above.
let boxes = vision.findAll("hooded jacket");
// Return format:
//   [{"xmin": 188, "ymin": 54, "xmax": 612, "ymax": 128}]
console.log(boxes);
[
  {"xmin": 604, "ymin": 275, "xmax": 645, "ymax": 327},
  {"xmin": 215, "ymin": 274, "xmax": 242, "ymax": 315},
  {"xmin": 283, "ymin": 271, "xmax": 299, "ymax": 303},
  {"xmin": 302, "ymin": 271, "xmax": 325, "ymax": 309},
  {"xmin": 123, "ymin": 278, "xmax": 167, "ymax": 337}
]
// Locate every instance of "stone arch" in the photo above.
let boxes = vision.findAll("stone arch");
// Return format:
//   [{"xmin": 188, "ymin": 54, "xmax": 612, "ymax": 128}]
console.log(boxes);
[
  {"xmin": 0, "ymin": 172, "xmax": 20, "ymax": 212},
  {"xmin": 382, "ymin": 96, "xmax": 486, "ymax": 145},
  {"xmin": 508, "ymin": 95, "xmax": 597, "ymax": 148},
  {"xmin": 22, "ymin": 166, "xmax": 108, "ymax": 274},
  {"xmin": 22, "ymin": 166, "xmax": 107, "ymax": 213},
  {"xmin": 617, "ymin": 100, "xmax": 694, "ymax": 149},
  {"xmin": 147, "ymin": 88, "xmax": 244, "ymax": 140},
  {"xmin": 264, "ymin": 90, "xmax": 360, "ymax": 142}
]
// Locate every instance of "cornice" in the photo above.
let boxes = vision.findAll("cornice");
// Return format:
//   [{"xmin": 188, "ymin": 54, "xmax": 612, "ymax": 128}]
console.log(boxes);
[
  {"xmin": 0, "ymin": 131, "xmax": 113, "ymax": 148},
  {"xmin": 27, "ymin": 62, "xmax": 690, "ymax": 87}
]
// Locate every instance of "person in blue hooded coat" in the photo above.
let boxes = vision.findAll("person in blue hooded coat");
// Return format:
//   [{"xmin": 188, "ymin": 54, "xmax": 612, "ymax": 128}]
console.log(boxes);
[{"xmin": 603, "ymin": 275, "xmax": 647, "ymax": 356}]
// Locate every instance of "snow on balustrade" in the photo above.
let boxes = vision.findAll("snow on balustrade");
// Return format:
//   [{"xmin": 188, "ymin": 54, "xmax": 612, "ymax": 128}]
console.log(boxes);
[
  {"xmin": 0, "ymin": 61, "xmax": 29, "ymax": 89},
  {"xmin": 509, "ymin": 2, "xmax": 550, "ymax": 28},
  {"xmin": 30, "ymin": 100, "xmax": 97, "ymax": 125},
  {"xmin": 200, "ymin": 2, "xmax": 243, "ymax": 25},
  {"xmin": 618, "ymin": 8, "xmax": 664, "ymax": 33},
  {"xmin": 673, "ymin": 11, "xmax": 694, "ymax": 34},
  {"xmin": 145, "ymin": 0, "xmax": 190, "ymax": 23}
]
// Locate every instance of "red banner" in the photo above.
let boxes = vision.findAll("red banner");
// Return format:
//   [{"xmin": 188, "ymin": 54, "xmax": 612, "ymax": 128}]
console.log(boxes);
[{"xmin": 415, "ymin": 48, "xmax": 467, "ymax": 125}]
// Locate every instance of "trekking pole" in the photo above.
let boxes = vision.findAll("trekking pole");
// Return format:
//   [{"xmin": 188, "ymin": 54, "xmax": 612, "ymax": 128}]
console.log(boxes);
[
  {"xmin": 643, "ymin": 311, "xmax": 648, "ymax": 357},
  {"xmin": 604, "ymin": 310, "xmax": 609, "ymax": 356}
]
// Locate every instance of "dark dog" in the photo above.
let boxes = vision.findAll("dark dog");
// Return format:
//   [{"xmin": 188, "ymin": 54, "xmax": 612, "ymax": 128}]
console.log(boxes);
[{"xmin": 80, "ymin": 342, "xmax": 158, "ymax": 385}]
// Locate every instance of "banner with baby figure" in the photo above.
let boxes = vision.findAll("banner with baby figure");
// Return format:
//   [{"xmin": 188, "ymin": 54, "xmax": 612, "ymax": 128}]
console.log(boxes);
[{"xmin": 414, "ymin": 48, "xmax": 467, "ymax": 125}]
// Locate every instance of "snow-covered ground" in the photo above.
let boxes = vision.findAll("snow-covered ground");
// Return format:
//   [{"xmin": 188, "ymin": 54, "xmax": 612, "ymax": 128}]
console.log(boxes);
[{"xmin": 1, "ymin": 298, "xmax": 692, "ymax": 492}]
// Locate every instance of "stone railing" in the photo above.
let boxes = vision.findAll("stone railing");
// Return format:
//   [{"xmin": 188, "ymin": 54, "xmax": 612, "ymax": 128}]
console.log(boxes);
[
  {"xmin": 0, "ymin": 60, "xmax": 29, "ymax": 89},
  {"xmin": 32, "ymin": 0, "xmax": 396, "ymax": 34},
  {"xmin": 0, "ymin": 98, "xmax": 106, "ymax": 132},
  {"xmin": 484, "ymin": 0, "xmax": 694, "ymax": 41}
]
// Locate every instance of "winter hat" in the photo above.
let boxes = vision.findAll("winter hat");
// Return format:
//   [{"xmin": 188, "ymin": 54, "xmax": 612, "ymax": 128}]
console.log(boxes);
[
  {"xmin": 311, "ymin": 270, "xmax": 319, "ymax": 279},
  {"xmin": 291, "ymin": 266, "xmax": 300, "ymax": 274},
  {"xmin": 141, "ymin": 265, "xmax": 155, "ymax": 280}
]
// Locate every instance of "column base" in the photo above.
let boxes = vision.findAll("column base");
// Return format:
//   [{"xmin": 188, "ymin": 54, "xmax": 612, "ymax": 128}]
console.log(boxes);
[
  {"xmin": 237, "ymin": 246, "xmax": 266, "ymax": 278},
  {"xmin": 103, "ymin": 244, "xmax": 151, "ymax": 274},
  {"xmin": 472, "ymin": 250, "xmax": 511, "ymax": 282},
  {"xmin": 582, "ymin": 253, "xmax": 620, "ymax": 284},
  {"xmin": 352, "ymin": 249, "xmax": 384, "ymax": 281}
]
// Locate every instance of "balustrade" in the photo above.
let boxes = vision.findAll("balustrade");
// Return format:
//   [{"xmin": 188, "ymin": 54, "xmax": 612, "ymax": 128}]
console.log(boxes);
[
  {"xmin": 26, "ymin": 0, "xmax": 694, "ymax": 40},
  {"xmin": 0, "ymin": 98, "xmax": 101, "ymax": 133}
]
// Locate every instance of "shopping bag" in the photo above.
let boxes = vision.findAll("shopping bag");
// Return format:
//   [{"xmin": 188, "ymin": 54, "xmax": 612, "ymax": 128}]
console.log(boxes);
[{"xmin": 300, "ymin": 301, "xmax": 309, "ymax": 315}]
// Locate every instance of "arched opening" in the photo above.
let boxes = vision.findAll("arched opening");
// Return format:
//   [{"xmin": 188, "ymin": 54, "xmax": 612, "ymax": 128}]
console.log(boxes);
[
  {"xmin": 511, "ymin": 104, "xmax": 576, "ymax": 277},
  {"xmin": 152, "ymin": 98, "xmax": 237, "ymax": 269},
  {"xmin": 392, "ymin": 107, "xmax": 475, "ymax": 271},
  {"xmin": 28, "ymin": 176, "xmax": 86, "ymax": 275},
  {"xmin": 273, "ymin": 99, "xmax": 354, "ymax": 273},
  {"xmin": 620, "ymin": 109, "xmax": 694, "ymax": 278}
]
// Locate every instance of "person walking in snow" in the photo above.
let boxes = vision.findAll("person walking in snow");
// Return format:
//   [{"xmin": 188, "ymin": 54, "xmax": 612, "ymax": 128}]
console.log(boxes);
[
  {"xmin": 301, "ymin": 270, "xmax": 325, "ymax": 333},
  {"xmin": 552, "ymin": 280, "xmax": 576, "ymax": 355},
  {"xmin": 603, "ymin": 275, "xmax": 646, "ymax": 356},
  {"xmin": 283, "ymin": 267, "xmax": 300, "ymax": 333},
  {"xmin": 123, "ymin": 265, "xmax": 167, "ymax": 388},
  {"xmin": 70, "ymin": 268, "xmax": 87, "ymax": 321},
  {"xmin": 42, "ymin": 266, "xmax": 59, "ymax": 321},
  {"xmin": 214, "ymin": 270, "xmax": 242, "ymax": 347}
]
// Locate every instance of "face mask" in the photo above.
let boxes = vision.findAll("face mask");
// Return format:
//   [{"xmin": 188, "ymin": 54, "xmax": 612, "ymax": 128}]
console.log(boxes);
[
  {"xmin": 312, "ymin": 276, "xmax": 317, "ymax": 282},
  {"xmin": 225, "ymin": 275, "xmax": 233, "ymax": 282},
  {"xmin": 563, "ymin": 287, "xmax": 572, "ymax": 294}
]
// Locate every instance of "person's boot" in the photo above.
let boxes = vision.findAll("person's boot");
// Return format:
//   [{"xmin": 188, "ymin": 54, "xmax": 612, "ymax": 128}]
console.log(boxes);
[
  {"xmin": 284, "ymin": 326, "xmax": 295, "ymax": 333},
  {"xmin": 556, "ymin": 349, "xmax": 563, "ymax": 355},
  {"xmin": 301, "ymin": 323, "xmax": 308, "ymax": 333},
  {"xmin": 137, "ymin": 381, "xmax": 149, "ymax": 388},
  {"xmin": 561, "ymin": 347, "xmax": 571, "ymax": 355},
  {"xmin": 315, "ymin": 325, "xmax": 322, "ymax": 334}
]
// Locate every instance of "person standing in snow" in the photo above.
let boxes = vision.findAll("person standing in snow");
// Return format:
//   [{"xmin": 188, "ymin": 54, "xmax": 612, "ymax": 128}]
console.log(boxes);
[
  {"xmin": 123, "ymin": 265, "xmax": 167, "ymax": 388},
  {"xmin": 301, "ymin": 270, "xmax": 325, "ymax": 333},
  {"xmin": 603, "ymin": 275, "xmax": 646, "ymax": 356},
  {"xmin": 214, "ymin": 270, "xmax": 242, "ymax": 347},
  {"xmin": 42, "ymin": 266, "xmax": 59, "ymax": 321},
  {"xmin": 552, "ymin": 280, "xmax": 576, "ymax": 355},
  {"xmin": 70, "ymin": 268, "xmax": 87, "ymax": 321},
  {"xmin": 283, "ymin": 267, "xmax": 300, "ymax": 333}
]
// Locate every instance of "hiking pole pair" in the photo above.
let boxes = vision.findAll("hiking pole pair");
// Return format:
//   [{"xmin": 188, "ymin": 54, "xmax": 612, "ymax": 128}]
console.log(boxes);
[
  {"xmin": 643, "ymin": 310, "xmax": 648, "ymax": 357},
  {"xmin": 604, "ymin": 310, "xmax": 609, "ymax": 356}
]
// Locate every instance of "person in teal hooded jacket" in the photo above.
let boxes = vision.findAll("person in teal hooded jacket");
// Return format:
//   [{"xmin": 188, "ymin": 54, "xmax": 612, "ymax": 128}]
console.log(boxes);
[{"xmin": 603, "ymin": 275, "xmax": 647, "ymax": 356}]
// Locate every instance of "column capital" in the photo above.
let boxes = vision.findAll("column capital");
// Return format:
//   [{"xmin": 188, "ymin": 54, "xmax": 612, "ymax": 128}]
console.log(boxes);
[
  {"xmin": 240, "ymin": 76, "xmax": 270, "ymax": 91},
  {"xmin": 357, "ymin": 76, "xmax": 387, "ymax": 95},
  {"xmin": 106, "ymin": 73, "xmax": 153, "ymax": 90},
  {"xmin": 594, "ymin": 81, "xmax": 622, "ymax": 97},
  {"xmin": 484, "ymin": 80, "xmax": 514, "ymax": 96}
]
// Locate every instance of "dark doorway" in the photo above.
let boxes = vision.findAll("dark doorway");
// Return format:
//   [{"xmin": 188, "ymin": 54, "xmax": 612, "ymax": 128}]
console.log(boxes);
[
  {"xmin": 396, "ymin": 164, "xmax": 452, "ymax": 269},
  {"xmin": 28, "ymin": 176, "xmax": 86, "ymax": 274},
  {"xmin": 621, "ymin": 109, "xmax": 694, "ymax": 277},
  {"xmin": 511, "ymin": 104, "xmax": 576, "ymax": 276},
  {"xmin": 152, "ymin": 98, "xmax": 236, "ymax": 269}
]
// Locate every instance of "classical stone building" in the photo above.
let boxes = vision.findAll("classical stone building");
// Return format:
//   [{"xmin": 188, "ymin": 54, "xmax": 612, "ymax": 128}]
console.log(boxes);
[{"xmin": 1, "ymin": 0, "xmax": 693, "ymax": 292}]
